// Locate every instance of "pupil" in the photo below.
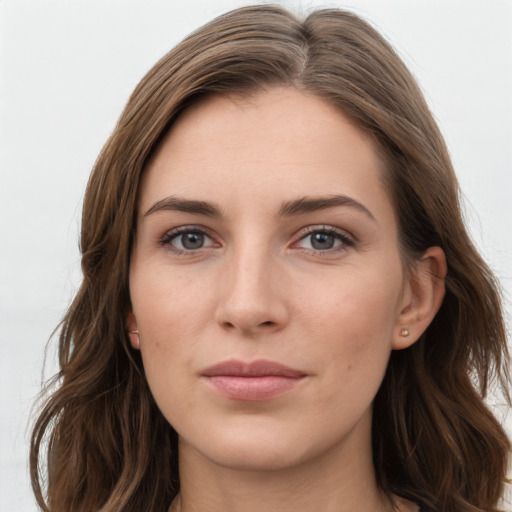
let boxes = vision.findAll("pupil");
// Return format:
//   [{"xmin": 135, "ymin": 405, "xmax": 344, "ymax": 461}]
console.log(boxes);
[
  {"xmin": 182, "ymin": 232, "xmax": 204, "ymax": 250},
  {"xmin": 311, "ymin": 233, "xmax": 334, "ymax": 250}
]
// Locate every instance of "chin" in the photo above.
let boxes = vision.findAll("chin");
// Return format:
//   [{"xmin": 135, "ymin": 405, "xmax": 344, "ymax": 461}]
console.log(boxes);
[
  {"xmin": 197, "ymin": 442, "xmax": 311, "ymax": 472},
  {"xmin": 177, "ymin": 415, "xmax": 311, "ymax": 470},
  {"xmin": 177, "ymin": 414, "xmax": 358, "ymax": 474}
]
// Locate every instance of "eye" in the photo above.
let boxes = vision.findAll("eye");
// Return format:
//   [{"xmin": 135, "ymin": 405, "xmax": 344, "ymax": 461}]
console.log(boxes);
[
  {"xmin": 295, "ymin": 226, "xmax": 355, "ymax": 252},
  {"xmin": 161, "ymin": 228, "xmax": 216, "ymax": 253}
]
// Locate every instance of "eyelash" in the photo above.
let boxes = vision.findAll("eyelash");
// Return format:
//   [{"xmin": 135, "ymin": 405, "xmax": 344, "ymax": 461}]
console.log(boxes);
[
  {"xmin": 160, "ymin": 225, "xmax": 356, "ymax": 255},
  {"xmin": 160, "ymin": 226, "xmax": 217, "ymax": 254},
  {"xmin": 294, "ymin": 225, "xmax": 356, "ymax": 255}
]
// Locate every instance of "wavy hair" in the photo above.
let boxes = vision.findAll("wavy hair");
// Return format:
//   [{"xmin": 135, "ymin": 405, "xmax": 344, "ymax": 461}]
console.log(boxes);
[{"xmin": 30, "ymin": 5, "xmax": 510, "ymax": 512}]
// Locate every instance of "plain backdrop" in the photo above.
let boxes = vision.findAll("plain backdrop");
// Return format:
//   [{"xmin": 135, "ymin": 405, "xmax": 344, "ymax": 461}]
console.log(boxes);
[{"xmin": 1, "ymin": 0, "xmax": 511, "ymax": 510}]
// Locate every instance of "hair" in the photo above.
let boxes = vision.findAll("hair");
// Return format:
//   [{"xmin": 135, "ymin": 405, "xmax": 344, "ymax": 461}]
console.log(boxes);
[{"xmin": 30, "ymin": 4, "xmax": 510, "ymax": 512}]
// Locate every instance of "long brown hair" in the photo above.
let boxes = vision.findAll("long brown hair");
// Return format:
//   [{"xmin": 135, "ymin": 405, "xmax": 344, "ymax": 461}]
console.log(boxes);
[{"xmin": 30, "ymin": 5, "xmax": 510, "ymax": 511}]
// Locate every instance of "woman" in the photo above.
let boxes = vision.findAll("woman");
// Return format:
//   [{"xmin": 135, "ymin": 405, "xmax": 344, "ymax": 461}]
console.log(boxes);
[{"xmin": 30, "ymin": 5, "xmax": 510, "ymax": 512}]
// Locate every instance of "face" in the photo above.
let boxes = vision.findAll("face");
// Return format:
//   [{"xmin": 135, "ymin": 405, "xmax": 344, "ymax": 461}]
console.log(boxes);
[{"xmin": 129, "ymin": 88, "xmax": 416, "ymax": 472}]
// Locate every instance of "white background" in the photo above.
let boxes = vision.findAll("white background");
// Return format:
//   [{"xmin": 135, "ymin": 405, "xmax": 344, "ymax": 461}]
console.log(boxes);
[{"xmin": 1, "ymin": 1, "xmax": 511, "ymax": 510}]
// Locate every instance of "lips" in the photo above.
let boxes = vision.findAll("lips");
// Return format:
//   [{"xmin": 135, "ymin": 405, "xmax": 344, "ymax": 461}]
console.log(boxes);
[{"xmin": 200, "ymin": 359, "xmax": 307, "ymax": 401}]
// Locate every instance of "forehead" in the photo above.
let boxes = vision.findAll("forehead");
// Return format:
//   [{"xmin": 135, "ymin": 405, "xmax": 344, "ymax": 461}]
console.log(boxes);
[{"xmin": 140, "ymin": 87, "xmax": 393, "ymax": 224}]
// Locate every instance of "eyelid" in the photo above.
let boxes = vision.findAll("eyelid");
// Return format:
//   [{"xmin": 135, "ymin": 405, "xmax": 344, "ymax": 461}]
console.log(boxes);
[
  {"xmin": 160, "ymin": 225, "xmax": 220, "ymax": 253},
  {"xmin": 158, "ymin": 224, "xmax": 356, "ymax": 255},
  {"xmin": 292, "ymin": 225, "xmax": 356, "ymax": 252}
]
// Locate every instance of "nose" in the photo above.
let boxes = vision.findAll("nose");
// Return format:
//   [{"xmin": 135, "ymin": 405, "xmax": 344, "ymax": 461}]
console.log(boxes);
[{"xmin": 215, "ymin": 244, "xmax": 289, "ymax": 336}]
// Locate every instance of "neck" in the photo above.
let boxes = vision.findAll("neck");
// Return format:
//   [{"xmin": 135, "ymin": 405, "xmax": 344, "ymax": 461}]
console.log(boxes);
[{"xmin": 171, "ymin": 413, "xmax": 401, "ymax": 512}]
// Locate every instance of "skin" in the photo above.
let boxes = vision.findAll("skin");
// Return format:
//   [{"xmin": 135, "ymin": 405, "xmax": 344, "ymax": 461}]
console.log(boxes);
[{"xmin": 128, "ymin": 87, "xmax": 446, "ymax": 512}]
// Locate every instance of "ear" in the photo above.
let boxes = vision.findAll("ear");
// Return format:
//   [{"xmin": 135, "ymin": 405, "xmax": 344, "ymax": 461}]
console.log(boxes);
[
  {"xmin": 392, "ymin": 246, "xmax": 447, "ymax": 350},
  {"xmin": 126, "ymin": 311, "xmax": 140, "ymax": 350}
]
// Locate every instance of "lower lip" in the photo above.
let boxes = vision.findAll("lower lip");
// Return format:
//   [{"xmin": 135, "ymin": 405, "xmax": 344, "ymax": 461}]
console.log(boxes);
[{"xmin": 203, "ymin": 375, "xmax": 304, "ymax": 401}]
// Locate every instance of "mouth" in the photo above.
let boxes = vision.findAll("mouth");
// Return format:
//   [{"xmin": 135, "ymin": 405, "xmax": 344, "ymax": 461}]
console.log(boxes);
[{"xmin": 200, "ymin": 359, "xmax": 307, "ymax": 401}]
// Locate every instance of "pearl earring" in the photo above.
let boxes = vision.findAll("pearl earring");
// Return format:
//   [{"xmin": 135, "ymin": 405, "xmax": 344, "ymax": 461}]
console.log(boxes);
[{"xmin": 400, "ymin": 328, "xmax": 409, "ymax": 337}]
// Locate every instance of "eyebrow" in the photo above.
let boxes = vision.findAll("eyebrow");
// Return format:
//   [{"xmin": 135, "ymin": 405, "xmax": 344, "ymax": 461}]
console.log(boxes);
[
  {"xmin": 144, "ymin": 193, "xmax": 376, "ymax": 222},
  {"xmin": 278, "ymin": 195, "xmax": 376, "ymax": 222},
  {"xmin": 144, "ymin": 196, "xmax": 222, "ymax": 217}
]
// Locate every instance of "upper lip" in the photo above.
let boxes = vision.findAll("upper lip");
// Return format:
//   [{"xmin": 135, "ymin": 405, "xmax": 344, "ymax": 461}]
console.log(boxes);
[{"xmin": 200, "ymin": 359, "xmax": 307, "ymax": 378}]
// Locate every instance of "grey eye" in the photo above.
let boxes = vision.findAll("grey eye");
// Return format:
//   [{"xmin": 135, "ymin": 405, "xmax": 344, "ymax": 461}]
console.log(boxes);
[
  {"xmin": 310, "ymin": 232, "xmax": 336, "ymax": 250},
  {"xmin": 178, "ymin": 232, "xmax": 205, "ymax": 250},
  {"xmin": 295, "ymin": 227, "xmax": 353, "ymax": 252},
  {"xmin": 162, "ymin": 228, "xmax": 217, "ymax": 253}
]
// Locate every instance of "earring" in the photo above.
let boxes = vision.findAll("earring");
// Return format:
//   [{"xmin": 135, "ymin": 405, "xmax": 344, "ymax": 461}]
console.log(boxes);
[{"xmin": 400, "ymin": 328, "xmax": 409, "ymax": 337}]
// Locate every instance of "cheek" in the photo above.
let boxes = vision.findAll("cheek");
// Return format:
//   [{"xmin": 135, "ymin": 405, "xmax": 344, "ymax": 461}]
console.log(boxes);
[
  {"xmin": 299, "ymin": 262, "xmax": 403, "ymax": 341},
  {"xmin": 134, "ymin": 284, "xmax": 209, "ymax": 427},
  {"xmin": 130, "ymin": 264, "xmax": 217, "ymax": 385},
  {"xmin": 132, "ymin": 260, "xmax": 215, "ymax": 331},
  {"xmin": 297, "ymin": 264, "xmax": 403, "ymax": 390}
]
